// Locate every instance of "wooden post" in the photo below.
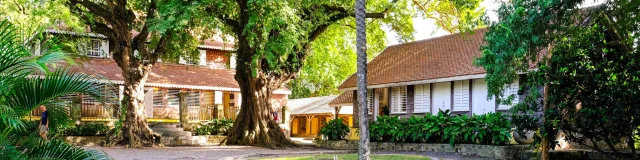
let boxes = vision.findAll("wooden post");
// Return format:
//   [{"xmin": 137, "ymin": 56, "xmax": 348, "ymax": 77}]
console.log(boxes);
[
  {"xmin": 178, "ymin": 92, "xmax": 189, "ymax": 128},
  {"xmin": 373, "ymin": 89, "xmax": 379, "ymax": 121},
  {"xmin": 352, "ymin": 91, "xmax": 359, "ymax": 128},
  {"xmin": 335, "ymin": 106, "xmax": 342, "ymax": 120}
]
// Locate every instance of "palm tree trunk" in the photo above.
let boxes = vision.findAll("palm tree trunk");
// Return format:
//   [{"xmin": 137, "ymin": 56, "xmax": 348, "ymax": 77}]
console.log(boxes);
[{"xmin": 355, "ymin": 0, "xmax": 370, "ymax": 159}]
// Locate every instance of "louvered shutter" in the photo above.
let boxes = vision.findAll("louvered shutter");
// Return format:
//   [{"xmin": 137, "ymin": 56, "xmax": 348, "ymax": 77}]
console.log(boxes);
[
  {"xmin": 187, "ymin": 90, "xmax": 200, "ymax": 107},
  {"xmin": 367, "ymin": 90, "xmax": 373, "ymax": 114},
  {"xmin": 202, "ymin": 91, "xmax": 214, "ymax": 107},
  {"xmin": 414, "ymin": 84, "xmax": 430, "ymax": 113},
  {"xmin": 453, "ymin": 80, "xmax": 470, "ymax": 111},
  {"xmin": 58, "ymin": 94, "xmax": 77, "ymax": 103},
  {"xmin": 498, "ymin": 79, "xmax": 519, "ymax": 110},
  {"xmin": 153, "ymin": 88, "xmax": 164, "ymax": 106},
  {"xmin": 167, "ymin": 89, "xmax": 180, "ymax": 106},
  {"xmin": 390, "ymin": 86, "xmax": 407, "ymax": 113}
]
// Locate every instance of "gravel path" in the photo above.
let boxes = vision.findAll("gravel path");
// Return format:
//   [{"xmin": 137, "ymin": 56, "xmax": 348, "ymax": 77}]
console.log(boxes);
[{"xmin": 84, "ymin": 146, "xmax": 493, "ymax": 160}]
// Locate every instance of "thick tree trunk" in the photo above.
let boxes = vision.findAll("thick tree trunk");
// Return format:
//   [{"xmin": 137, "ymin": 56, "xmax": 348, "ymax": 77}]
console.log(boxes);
[
  {"xmin": 105, "ymin": 69, "xmax": 159, "ymax": 147},
  {"xmin": 105, "ymin": 40, "xmax": 159, "ymax": 147},
  {"xmin": 225, "ymin": 64, "xmax": 293, "ymax": 148}
]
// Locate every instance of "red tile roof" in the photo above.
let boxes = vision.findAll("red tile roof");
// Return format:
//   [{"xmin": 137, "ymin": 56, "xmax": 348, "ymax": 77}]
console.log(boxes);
[
  {"xmin": 338, "ymin": 29, "xmax": 488, "ymax": 89},
  {"xmin": 71, "ymin": 59, "xmax": 239, "ymax": 90},
  {"xmin": 69, "ymin": 59, "xmax": 289, "ymax": 94},
  {"xmin": 329, "ymin": 91, "xmax": 353, "ymax": 105}
]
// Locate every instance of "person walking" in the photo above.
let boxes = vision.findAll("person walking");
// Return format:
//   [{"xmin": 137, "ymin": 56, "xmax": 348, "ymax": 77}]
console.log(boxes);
[{"xmin": 39, "ymin": 105, "xmax": 49, "ymax": 140}]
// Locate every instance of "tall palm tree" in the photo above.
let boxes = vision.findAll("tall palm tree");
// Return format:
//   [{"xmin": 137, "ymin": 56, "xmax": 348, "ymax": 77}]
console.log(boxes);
[
  {"xmin": 0, "ymin": 20, "xmax": 110, "ymax": 160},
  {"xmin": 355, "ymin": 0, "xmax": 370, "ymax": 160}
]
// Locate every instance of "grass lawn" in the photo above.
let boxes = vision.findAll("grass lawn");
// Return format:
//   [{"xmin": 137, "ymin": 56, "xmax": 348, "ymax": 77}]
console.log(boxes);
[{"xmin": 261, "ymin": 154, "xmax": 431, "ymax": 160}]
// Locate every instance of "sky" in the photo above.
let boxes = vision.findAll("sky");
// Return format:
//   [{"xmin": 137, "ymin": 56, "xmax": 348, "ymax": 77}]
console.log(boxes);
[{"xmin": 386, "ymin": 0, "xmax": 605, "ymax": 46}]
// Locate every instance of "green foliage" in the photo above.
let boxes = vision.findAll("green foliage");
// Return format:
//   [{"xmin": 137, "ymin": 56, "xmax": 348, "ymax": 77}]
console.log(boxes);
[
  {"xmin": 288, "ymin": 0, "xmax": 488, "ymax": 99},
  {"xmin": 369, "ymin": 111, "xmax": 511, "ymax": 146},
  {"xmin": 193, "ymin": 119, "xmax": 234, "ymax": 136},
  {"xmin": 0, "ymin": 20, "xmax": 110, "ymax": 159},
  {"xmin": 319, "ymin": 118, "xmax": 350, "ymax": 140},
  {"xmin": 475, "ymin": 0, "xmax": 640, "ymax": 155},
  {"xmin": 60, "ymin": 123, "xmax": 111, "ymax": 136}
]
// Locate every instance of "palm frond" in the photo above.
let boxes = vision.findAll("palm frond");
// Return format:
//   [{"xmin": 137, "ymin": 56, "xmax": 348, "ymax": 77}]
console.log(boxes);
[
  {"xmin": 0, "ymin": 104, "xmax": 24, "ymax": 131},
  {"xmin": 19, "ymin": 138, "xmax": 105, "ymax": 160},
  {"xmin": 0, "ymin": 20, "xmax": 32, "ymax": 76}
]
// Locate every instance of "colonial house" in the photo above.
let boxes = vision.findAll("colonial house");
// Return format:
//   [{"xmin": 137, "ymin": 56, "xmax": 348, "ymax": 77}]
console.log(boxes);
[
  {"xmin": 32, "ymin": 30, "xmax": 290, "ymax": 123},
  {"xmin": 287, "ymin": 96, "xmax": 353, "ymax": 137},
  {"xmin": 333, "ymin": 29, "xmax": 521, "ymax": 121}
]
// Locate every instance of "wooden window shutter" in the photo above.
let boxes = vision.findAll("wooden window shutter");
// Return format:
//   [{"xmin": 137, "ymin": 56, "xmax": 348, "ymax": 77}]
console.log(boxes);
[
  {"xmin": 390, "ymin": 86, "xmax": 408, "ymax": 113},
  {"xmin": 202, "ymin": 91, "xmax": 214, "ymax": 106},
  {"xmin": 187, "ymin": 90, "xmax": 200, "ymax": 106},
  {"xmin": 153, "ymin": 88, "xmax": 164, "ymax": 106},
  {"xmin": 414, "ymin": 84, "xmax": 431, "ymax": 113},
  {"xmin": 498, "ymin": 79, "xmax": 519, "ymax": 110},
  {"xmin": 453, "ymin": 80, "xmax": 470, "ymax": 111},
  {"xmin": 166, "ymin": 89, "xmax": 181, "ymax": 106},
  {"xmin": 367, "ymin": 89, "xmax": 373, "ymax": 115}
]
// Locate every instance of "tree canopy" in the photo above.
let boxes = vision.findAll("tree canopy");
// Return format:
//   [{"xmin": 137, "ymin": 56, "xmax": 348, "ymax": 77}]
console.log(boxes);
[
  {"xmin": 288, "ymin": 0, "xmax": 486, "ymax": 99},
  {"xmin": 475, "ymin": 0, "xmax": 639, "ymax": 157}
]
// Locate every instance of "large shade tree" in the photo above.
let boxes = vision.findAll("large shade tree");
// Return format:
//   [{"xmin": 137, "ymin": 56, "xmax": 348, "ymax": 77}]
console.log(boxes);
[
  {"xmin": 193, "ymin": 0, "xmax": 487, "ymax": 148},
  {"xmin": 65, "ymin": 0, "xmax": 205, "ymax": 147},
  {"xmin": 475, "ymin": 0, "xmax": 639, "ymax": 159}
]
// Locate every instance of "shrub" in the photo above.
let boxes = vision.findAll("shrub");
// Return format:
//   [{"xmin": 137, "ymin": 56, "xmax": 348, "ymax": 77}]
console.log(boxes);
[
  {"xmin": 193, "ymin": 119, "xmax": 234, "ymax": 136},
  {"xmin": 59, "ymin": 123, "xmax": 110, "ymax": 136},
  {"xmin": 319, "ymin": 118, "xmax": 350, "ymax": 140},
  {"xmin": 369, "ymin": 110, "xmax": 512, "ymax": 146}
]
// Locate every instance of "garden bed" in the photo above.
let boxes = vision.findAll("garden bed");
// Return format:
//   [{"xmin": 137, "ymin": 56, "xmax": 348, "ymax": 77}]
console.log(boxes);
[{"xmin": 315, "ymin": 140, "xmax": 531, "ymax": 160}]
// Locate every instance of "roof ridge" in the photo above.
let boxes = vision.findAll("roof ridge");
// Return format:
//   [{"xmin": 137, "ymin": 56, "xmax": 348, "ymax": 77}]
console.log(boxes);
[{"xmin": 386, "ymin": 28, "xmax": 488, "ymax": 48}]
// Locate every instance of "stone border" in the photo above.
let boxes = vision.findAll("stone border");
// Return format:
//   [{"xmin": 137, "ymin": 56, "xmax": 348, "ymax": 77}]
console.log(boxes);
[
  {"xmin": 161, "ymin": 135, "xmax": 227, "ymax": 146},
  {"xmin": 63, "ymin": 136, "xmax": 105, "ymax": 146},
  {"xmin": 315, "ymin": 140, "xmax": 531, "ymax": 160},
  {"xmin": 63, "ymin": 135, "xmax": 226, "ymax": 146}
]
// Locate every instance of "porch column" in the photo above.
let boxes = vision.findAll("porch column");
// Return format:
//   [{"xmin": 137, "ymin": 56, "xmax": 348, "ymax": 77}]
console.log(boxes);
[
  {"xmin": 334, "ymin": 106, "xmax": 342, "ymax": 120},
  {"xmin": 214, "ymin": 91, "xmax": 224, "ymax": 119},
  {"xmin": 305, "ymin": 115, "xmax": 313, "ymax": 135},
  {"xmin": 373, "ymin": 89, "xmax": 379, "ymax": 121},
  {"xmin": 352, "ymin": 91, "xmax": 359, "ymax": 128},
  {"xmin": 178, "ymin": 92, "xmax": 189, "ymax": 128},
  {"xmin": 144, "ymin": 88, "xmax": 154, "ymax": 117},
  {"xmin": 281, "ymin": 106, "xmax": 287, "ymax": 124}
]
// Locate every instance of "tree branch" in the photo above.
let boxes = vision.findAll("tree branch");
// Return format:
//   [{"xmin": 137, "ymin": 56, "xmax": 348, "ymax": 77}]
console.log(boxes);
[
  {"xmin": 132, "ymin": 0, "xmax": 158, "ymax": 49},
  {"xmin": 68, "ymin": 0, "xmax": 113, "ymax": 21}
]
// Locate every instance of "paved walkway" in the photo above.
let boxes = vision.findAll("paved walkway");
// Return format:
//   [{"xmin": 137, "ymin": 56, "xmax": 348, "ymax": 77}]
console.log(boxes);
[{"xmin": 85, "ymin": 146, "xmax": 492, "ymax": 160}]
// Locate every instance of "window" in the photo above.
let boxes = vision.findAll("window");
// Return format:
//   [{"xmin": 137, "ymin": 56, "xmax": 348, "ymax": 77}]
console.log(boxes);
[
  {"xmin": 85, "ymin": 40, "xmax": 102, "ymax": 57},
  {"xmin": 153, "ymin": 88, "xmax": 164, "ymax": 106},
  {"xmin": 390, "ymin": 86, "xmax": 407, "ymax": 113},
  {"xmin": 167, "ymin": 89, "xmax": 181, "ymax": 106},
  {"xmin": 498, "ymin": 79, "xmax": 519, "ymax": 110},
  {"xmin": 414, "ymin": 84, "xmax": 431, "ymax": 113},
  {"xmin": 187, "ymin": 90, "xmax": 200, "ymax": 106},
  {"xmin": 453, "ymin": 80, "xmax": 470, "ymax": 111},
  {"xmin": 202, "ymin": 91, "xmax": 214, "ymax": 106}
]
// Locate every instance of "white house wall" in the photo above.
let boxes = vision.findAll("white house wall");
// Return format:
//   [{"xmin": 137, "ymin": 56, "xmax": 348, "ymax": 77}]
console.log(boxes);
[{"xmin": 378, "ymin": 77, "xmax": 518, "ymax": 116}]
